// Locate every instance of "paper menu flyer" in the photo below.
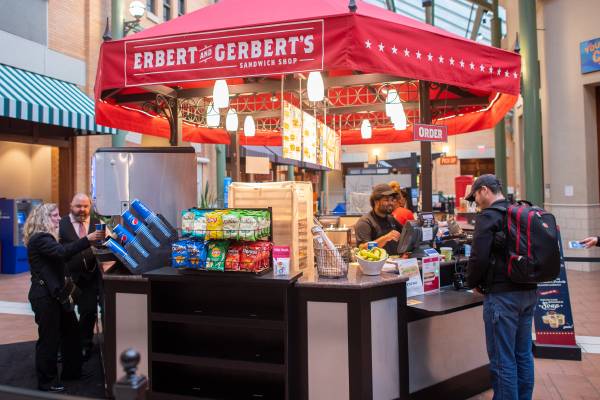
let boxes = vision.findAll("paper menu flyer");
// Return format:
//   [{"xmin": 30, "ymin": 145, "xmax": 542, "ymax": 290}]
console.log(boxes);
[
  {"xmin": 422, "ymin": 256, "xmax": 440, "ymax": 293},
  {"xmin": 273, "ymin": 245, "xmax": 290, "ymax": 276},
  {"xmin": 282, "ymin": 101, "xmax": 302, "ymax": 161},
  {"xmin": 302, "ymin": 112, "xmax": 318, "ymax": 164},
  {"xmin": 396, "ymin": 258, "xmax": 424, "ymax": 297}
]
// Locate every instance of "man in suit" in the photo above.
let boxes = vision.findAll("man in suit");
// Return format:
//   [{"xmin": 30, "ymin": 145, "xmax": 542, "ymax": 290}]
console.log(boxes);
[{"xmin": 59, "ymin": 193, "xmax": 102, "ymax": 361}]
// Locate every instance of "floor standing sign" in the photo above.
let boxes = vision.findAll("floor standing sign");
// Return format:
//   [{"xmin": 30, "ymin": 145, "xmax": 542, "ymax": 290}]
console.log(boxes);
[{"xmin": 532, "ymin": 231, "xmax": 582, "ymax": 360}]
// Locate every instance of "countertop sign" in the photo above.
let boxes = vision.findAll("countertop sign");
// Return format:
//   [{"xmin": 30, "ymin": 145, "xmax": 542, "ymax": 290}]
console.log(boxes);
[{"xmin": 413, "ymin": 123, "xmax": 448, "ymax": 142}]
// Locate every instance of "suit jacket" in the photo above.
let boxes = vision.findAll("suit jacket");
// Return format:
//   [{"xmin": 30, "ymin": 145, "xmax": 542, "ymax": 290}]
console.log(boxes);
[
  {"xmin": 59, "ymin": 215, "xmax": 99, "ymax": 283},
  {"xmin": 27, "ymin": 232, "xmax": 90, "ymax": 300}
]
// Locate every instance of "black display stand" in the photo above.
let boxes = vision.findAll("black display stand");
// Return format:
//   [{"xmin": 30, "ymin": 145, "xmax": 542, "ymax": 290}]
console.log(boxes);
[
  {"xmin": 143, "ymin": 267, "xmax": 302, "ymax": 400},
  {"xmin": 532, "ymin": 342, "xmax": 582, "ymax": 361}
]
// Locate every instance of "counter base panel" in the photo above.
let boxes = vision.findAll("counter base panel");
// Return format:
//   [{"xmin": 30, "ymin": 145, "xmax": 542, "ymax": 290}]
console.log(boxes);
[
  {"xmin": 409, "ymin": 365, "xmax": 490, "ymax": 400},
  {"xmin": 408, "ymin": 305, "xmax": 488, "ymax": 394}
]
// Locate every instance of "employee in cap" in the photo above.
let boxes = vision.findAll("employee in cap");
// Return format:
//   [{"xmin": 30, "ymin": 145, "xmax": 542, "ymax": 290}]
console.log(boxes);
[{"xmin": 354, "ymin": 183, "xmax": 403, "ymax": 255}]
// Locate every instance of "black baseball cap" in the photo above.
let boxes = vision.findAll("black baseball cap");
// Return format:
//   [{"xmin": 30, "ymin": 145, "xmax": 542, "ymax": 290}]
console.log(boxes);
[
  {"xmin": 372, "ymin": 183, "xmax": 396, "ymax": 199},
  {"xmin": 465, "ymin": 174, "xmax": 502, "ymax": 202}
]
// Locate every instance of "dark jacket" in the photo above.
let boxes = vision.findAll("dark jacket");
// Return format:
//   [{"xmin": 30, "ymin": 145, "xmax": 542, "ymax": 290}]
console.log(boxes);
[
  {"xmin": 59, "ymin": 216, "xmax": 99, "ymax": 283},
  {"xmin": 355, "ymin": 210, "xmax": 403, "ymax": 255},
  {"xmin": 466, "ymin": 199, "xmax": 537, "ymax": 293},
  {"xmin": 27, "ymin": 232, "xmax": 90, "ymax": 301}
]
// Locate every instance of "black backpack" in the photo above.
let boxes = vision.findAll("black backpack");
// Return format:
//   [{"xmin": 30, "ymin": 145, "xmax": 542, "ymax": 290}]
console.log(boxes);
[{"xmin": 489, "ymin": 201, "xmax": 561, "ymax": 284}]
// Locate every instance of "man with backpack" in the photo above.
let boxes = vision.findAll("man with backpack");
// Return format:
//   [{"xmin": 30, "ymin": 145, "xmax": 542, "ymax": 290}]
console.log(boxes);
[{"xmin": 465, "ymin": 174, "xmax": 539, "ymax": 400}]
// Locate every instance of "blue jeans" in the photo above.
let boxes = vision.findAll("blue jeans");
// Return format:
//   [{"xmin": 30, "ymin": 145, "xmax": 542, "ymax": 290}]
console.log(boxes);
[{"xmin": 483, "ymin": 290, "xmax": 538, "ymax": 400}]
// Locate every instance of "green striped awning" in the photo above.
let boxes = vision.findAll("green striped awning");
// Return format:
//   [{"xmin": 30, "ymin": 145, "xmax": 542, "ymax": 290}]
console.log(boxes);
[{"xmin": 0, "ymin": 63, "xmax": 115, "ymax": 135}]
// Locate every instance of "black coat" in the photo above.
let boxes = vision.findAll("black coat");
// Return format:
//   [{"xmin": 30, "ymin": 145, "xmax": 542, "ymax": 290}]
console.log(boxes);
[
  {"xmin": 59, "ymin": 216, "xmax": 99, "ymax": 282},
  {"xmin": 27, "ymin": 233, "xmax": 90, "ymax": 301}
]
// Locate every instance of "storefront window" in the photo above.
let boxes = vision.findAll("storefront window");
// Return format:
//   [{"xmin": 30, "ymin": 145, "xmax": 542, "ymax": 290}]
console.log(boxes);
[
  {"xmin": 178, "ymin": 0, "xmax": 185, "ymax": 16},
  {"xmin": 146, "ymin": 0, "xmax": 155, "ymax": 14},
  {"xmin": 163, "ymin": 0, "xmax": 171, "ymax": 20}
]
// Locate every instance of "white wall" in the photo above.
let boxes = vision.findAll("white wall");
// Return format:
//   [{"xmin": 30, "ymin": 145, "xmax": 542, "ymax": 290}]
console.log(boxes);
[{"xmin": 0, "ymin": 141, "xmax": 52, "ymax": 201}]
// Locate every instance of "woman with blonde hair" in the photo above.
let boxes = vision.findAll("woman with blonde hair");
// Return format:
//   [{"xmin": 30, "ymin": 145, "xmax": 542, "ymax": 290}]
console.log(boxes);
[{"xmin": 24, "ymin": 203, "xmax": 102, "ymax": 392}]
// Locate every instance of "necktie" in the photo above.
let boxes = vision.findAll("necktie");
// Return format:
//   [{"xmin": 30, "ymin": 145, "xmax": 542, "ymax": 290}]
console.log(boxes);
[{"xmin": 78, "ymin": 222, "xmax": 87, "ymax": 238}]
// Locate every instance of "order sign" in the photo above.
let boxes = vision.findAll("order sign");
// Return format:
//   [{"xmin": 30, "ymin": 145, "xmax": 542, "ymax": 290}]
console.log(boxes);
[
  {"xmin": 124, "ymin": 20, "xmax": 325, "ymax": 86},
  {"xmin": 413, "ymin": 123, "xmax": 448, "ymax": 142}
]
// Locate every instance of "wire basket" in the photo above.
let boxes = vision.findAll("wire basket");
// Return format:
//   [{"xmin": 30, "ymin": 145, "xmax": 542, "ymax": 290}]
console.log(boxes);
[{"xmin": 314, "ymin": 245, "xmax": 350, "ymax": 278}]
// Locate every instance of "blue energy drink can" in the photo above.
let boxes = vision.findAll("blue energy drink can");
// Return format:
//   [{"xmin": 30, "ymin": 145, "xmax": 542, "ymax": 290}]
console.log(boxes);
[
  {"xmin": 130, "ymin": 199, "xmax": 173, "ymax": 239},
  {"xmin": 367, "ymin": 241, "xmax": 378, "ymax": 250},
  {"xmin": 113, "ymin": 224, "xmax": 150, "ymax": 258},
  {"xmin": 105, "ymin": 238, "xmax": 139, "ymax": 270},
  {"xmin": 122, "ymin": 210, "xmax": 161, "ymax": 248},
  {"xmin": 94, "ymin": 223, "xmax": 106, "ymax": 245}
]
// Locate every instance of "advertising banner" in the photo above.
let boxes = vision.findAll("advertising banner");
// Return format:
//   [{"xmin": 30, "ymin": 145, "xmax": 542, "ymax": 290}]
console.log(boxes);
[
  {"xmin": 413, "ymin": 123, "xmax": 448, "ymax": 142},
  {"xmin": 123, "ymin": 20, "xmax": 324, "ymax": 86},
  {"xmin": 533, "ymin": 232, "xmax": 577, "ymax": 346},
  {"xmin": 580, "ymin": 37, "xmax": 600, "ymax": 74},
  {"xmin": 422, "ymin": 255, "xmax": 440, "ymax": 294}
]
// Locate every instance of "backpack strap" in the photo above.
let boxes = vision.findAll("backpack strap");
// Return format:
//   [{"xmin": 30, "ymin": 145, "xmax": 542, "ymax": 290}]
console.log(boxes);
[{"xmin": 479, "ymin": 203, "xmax": 510, "ymax": 292}]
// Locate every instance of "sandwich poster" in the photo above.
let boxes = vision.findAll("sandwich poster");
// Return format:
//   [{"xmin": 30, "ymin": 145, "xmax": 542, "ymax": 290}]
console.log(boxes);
[{"xmin": 422, "ymin": 256, "xmax": 440, "ymax": 293}]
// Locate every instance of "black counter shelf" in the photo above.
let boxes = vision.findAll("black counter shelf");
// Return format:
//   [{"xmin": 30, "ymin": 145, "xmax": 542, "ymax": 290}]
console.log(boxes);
[
  {"xmin": 407, "ymin": 286, "xmax": 484, "ymax": 322},
  {"xmin": 143, "ymin": 267, "xmax": 302, "ymax": 400}
]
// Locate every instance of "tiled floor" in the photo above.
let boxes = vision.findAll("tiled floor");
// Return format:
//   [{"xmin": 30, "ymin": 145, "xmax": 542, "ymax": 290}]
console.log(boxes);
[{"xmin": 2, "ymin": 269, "xmax": 600, "ymax": 398}]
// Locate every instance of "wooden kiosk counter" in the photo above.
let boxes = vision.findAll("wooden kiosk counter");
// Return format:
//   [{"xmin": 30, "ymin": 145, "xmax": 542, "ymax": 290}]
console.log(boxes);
[{"xmin": 103, "ymin": 264, "xmax": 489, "ymax": 400}]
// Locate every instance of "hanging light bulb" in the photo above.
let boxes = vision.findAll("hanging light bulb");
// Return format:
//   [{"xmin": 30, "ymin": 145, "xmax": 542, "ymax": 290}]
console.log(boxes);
[
  {"xmin": 392, "ymin": 109, "xmax": 407, "ymax": 130},
  {"xmin": 442, "ymin": 145, "xmax": 450, "ymax": 154},
  {"xmin": 206, "ymin": 102, "xmax": 220, "ymax": 128},
  {"xmin": 212, "ymin": 79, "xmax": 229, "ymax": 109},
  {"xmin": 244, "ymin": 115, "xmax": 256, "ymax": 136},
  {"xmin": 385, "ymin": 88, "xmax": 401, "ymax": 118},
  {"xmin": 307, "ymin": 71, "xmax": 324, "ymax": 102},
  {"xmin": 360, "ymin": 119, "xmax": 372, "ymax": 139},
  {"xmin": 225, "ymin": 108, "xmax": 238, "ymax": 132}
]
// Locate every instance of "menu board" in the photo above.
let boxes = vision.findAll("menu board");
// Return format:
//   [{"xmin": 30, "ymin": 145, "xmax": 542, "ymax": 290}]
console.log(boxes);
[
  {"xmin": 282, "ymin": 101, "xmax": 302, "ymax": 161},
  {"xmin": 281, "ymin": 100, "xmax": 340, "ymax": 169},
  {"xmin": 303, "ymin": 111, "xmax": 318, "ymax": 164}
]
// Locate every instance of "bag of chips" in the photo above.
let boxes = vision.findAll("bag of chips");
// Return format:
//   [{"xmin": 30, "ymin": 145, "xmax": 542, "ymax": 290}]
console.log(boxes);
[
  {"xmin": 171, "ymin": 240, "xmax": 189, "ymax": 268},
  {"xmin": 222, "ymin": 210, "xmax": 241, "ymax": 240},
  {"xmin": 224, "ymin": 243, "xmax": 243, "ymax": 271},
  {"xmin": 181, "ymin": 209, "xmax": 196, "ymax": 237},
  {"xmin": 240, "ymin": 242, "xmax": 266, "ymax": 272},
  {"xmin": 239, "ymin": 211, "xmax": 260, "ymax": 241},
  {"xmin": 187, "ymin": 240, "xmax": 207, "ymax": 270},
  {"xmin": 205, "ymin": 210, "xmax": 226, "ymax": 240},
  {"xmin": 192, "ymin": 210, "xmax": 209, "ymax": 239},
  {"xmin": 206, "ymin": 241, "xmax": 229, "ymax": 271}
]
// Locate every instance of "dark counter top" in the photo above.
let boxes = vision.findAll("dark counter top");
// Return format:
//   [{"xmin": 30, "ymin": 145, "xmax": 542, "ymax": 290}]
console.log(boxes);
[
  {"xmin": 143, "ymin": 266, "xmax": 303, "ymax": 286},
  {"xmin": 297, "ymin": 264, "xmax": 408, "ymax": 289},
  {"xmin": 407, "ymin": 287, "xmax": 484, "ymax": 320}
]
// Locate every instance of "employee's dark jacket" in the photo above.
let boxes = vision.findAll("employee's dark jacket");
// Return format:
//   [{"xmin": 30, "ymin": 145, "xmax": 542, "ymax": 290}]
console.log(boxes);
[
  {"xmin": 466, "ymin": 199, "xmax": 536, "ymax": 293},
  {"xmin": 27, "ymin": 233, "xmax": 91, "ymax": 301},
  {"xmin": 59, "ymin": 216, "xmax": 99, "ymax": 283},
  {"xmin": 355, "ymin": 210, "xmax": 403, "ymax": 256}
]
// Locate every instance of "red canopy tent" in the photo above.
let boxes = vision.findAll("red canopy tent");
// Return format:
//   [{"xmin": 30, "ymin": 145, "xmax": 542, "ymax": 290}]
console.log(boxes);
[{"xmin": 94, "ymin": 0, "xmax": 520, "ymax": 146}]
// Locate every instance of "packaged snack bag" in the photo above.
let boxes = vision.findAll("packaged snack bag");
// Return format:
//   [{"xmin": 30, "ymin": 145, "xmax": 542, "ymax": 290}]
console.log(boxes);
[
  {"xmin": 222, "ymin": 210, "xmax": 241, "ymax": 240},
  {"xmin": 171, "ymin": 240, "xmax": 189, "ymax": 268},
  {"xmin": 187, "ymin": 240, "xmax": 207, "ymax": 269},
  {"xmin": 205, "ymin": 210, "xmax": 226, "ymax": 240},
  {"xmin": 240, "ymin": 242, "xmax": 267, "ymax": 272},
  {"xmin": 192, "ymin": 209, "xmax": 209, "ymax": 239},
  {"xmin": 181, "ymin": 209, "xmax": 196, "ymax": 237},
  {"xmin": 206, "ymin": 241, "xmax": 229, "ymax": 271},
  {"xmin": 224, "ymin": 244, "xmax": 242, "ymax": 271},
  {"xmin": 239, "ymin": 211, "xmax": 260, "ymax": 241}
]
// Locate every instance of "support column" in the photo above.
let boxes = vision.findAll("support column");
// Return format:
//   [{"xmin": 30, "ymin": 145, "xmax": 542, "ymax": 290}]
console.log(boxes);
[
  {"xmin": 216, "ymin": 144, "xmax": 226, "ymax": 207},
  {"xmin": 168, "ymin": 100, "xmax": 181, "ymax": 146},
  {"xmin": 420, "ymin": 0, "xmax": 434, "ymax": 212},
  {"xmin": 519, "ymin": 0, "xmax": 543, "ymax": 206},
  {"xmin": 320, "ymin": 170, "xmax": 327, "ymax": 214},
  {"xmin": 110, "ymin": 0, "xmax": 127, "ymax": 147},
  {"xmin": 287, "ymin": 165, "xmax": 295, "ymax": 181},
  {"xmin": 492, "ymin": 0, "xmax": 507, "ymax": 186}
]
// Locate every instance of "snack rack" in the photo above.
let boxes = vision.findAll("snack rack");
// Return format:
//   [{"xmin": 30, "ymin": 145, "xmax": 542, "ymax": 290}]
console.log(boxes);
[{"xmin": 175, "ymin": 207, "xmax": 275, "ymax": 275}]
